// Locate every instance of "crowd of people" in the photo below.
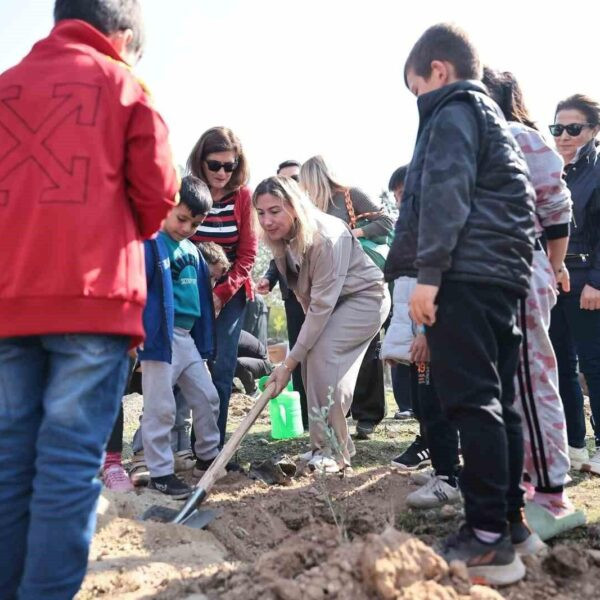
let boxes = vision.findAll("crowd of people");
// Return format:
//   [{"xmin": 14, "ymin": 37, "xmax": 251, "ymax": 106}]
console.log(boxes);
[{"xmin": 1, "ymin": 0, "xmax": 600, "ymax": 598}]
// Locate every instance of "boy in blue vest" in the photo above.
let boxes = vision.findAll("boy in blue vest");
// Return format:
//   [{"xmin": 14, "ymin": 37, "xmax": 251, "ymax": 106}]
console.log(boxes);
[{"xmin": 139, "ymin": 175, "xmax": 219, "ymax": 499}]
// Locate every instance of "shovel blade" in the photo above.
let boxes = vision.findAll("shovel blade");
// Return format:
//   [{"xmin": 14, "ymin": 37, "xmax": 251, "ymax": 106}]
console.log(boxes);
[
  {"xmin": 141, "ymin": 504, "xmax": 219, "ymax": 529},
  {"xmin": 179, "ymin": 508, "xmax": 220, "ymax": 529}
]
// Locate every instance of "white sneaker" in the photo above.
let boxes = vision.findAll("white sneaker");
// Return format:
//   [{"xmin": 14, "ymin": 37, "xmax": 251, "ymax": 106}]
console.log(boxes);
[
  {"xmin": 569, "ymin": 446, "xmax": 591, "ymax": 471},
  {"xmin": 299, "ymin": 449, "xmax": 314, "ymax": 461},
  {"xmin": 406, "ymin": 475, "xmax": 461, "ymax": 509},
  {"xmin": 308, "ymin": 454, "xmax": 341, "ymax": 474},
  {"xmin": 588, "ymin": 449, "xmax": 600, "ymax": 475},
  {"xmin": 410, "ymin": 467, "xmax": 435, "ymax": 486}
]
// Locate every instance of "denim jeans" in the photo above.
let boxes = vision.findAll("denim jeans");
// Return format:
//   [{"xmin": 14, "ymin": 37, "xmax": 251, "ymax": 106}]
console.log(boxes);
[
  {"xmin": 549, "ymin": 290, "xmax": 600, "ymax": 448},
  {"xmin": 0, "ymin": 334, "xmax": 129, "ymax": 600},
  {"xmin": 214, "ymin": 288, "xmax": 247, "ymax": 447}
]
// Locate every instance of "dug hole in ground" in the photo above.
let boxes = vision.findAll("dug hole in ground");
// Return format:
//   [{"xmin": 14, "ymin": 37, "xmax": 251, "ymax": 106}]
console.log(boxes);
[{"xmin": 78, "ymin": 392, "xmax": 600, "ymax": 600}]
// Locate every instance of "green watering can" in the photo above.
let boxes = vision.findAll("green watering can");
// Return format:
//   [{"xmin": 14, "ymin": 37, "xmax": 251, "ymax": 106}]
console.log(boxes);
[{"xmin": 258, "ymin": 376, "xmax": 304, "ymax": 439}]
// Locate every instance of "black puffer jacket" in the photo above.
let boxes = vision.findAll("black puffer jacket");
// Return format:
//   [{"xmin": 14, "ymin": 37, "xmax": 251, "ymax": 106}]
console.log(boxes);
[{"xmin": 385, "ymin": 80, "xmax": 536, "ymax": 297}]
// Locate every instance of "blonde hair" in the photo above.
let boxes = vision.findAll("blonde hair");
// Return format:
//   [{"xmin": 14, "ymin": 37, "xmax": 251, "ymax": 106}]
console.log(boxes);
[
  {"xmin": 252, "ymin": 176, "xmax": 318, "ymax": 258},
  {"xmin": 299, "ymin": 155, "xmax": 346, "ymax": 212}
]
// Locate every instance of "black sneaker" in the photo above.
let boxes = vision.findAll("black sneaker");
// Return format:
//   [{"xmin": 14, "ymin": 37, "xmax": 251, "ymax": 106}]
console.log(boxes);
[
  {"xmin": 355, "ymin": 421, "xmax": 376, "ymax": 440},
  {"xmin": 394, "ymin": 409, "xmax": 414, "ymax": 420},
  {"xmin": 390, "ymin": 435, "xmax": 431, "ymax": 470},
  {"xmin": 509, "ymin": 518, "xmax": 547, "ymax": 556},
  {"xmin": 440, "ymin": 524, "xmax": 525, "ymax": 586},
  {"xmin": 148, "ymin": 474, "xmax": 192, "ymax": 500},
  {"xmin": 193, "ymin": 457, "xmax": 243, "ymax": 478}
]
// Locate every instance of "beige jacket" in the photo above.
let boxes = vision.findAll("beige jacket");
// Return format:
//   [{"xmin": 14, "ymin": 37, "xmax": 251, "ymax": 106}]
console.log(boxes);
[{"xmin": 274, "ymin": 211, "xmax": 386, "ymax": 364}]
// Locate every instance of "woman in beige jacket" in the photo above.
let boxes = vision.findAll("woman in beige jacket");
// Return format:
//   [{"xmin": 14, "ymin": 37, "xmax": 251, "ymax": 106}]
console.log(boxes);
[{"xmin": 254, "ymin": 176, "xmax": 390, "ymax": 472}]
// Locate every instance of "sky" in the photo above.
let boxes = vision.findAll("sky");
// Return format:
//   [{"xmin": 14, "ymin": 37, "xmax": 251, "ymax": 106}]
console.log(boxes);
[{"xmin": 1, "ymin": 0, "xmax": 599, "ymax": 198}]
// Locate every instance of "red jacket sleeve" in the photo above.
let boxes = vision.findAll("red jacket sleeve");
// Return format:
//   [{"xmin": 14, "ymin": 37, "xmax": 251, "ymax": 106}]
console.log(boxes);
[
  {"xmin": 124, "ymin": 86, "xmax": 180, "ymax": 239},
  {"xmin": 213, "ymin": 187, "xmax": 258, "ymax": 305}
]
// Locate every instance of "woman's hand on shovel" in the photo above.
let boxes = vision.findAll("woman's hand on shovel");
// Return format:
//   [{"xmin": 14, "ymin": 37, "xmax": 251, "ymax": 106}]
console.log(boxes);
[{"xmin": 268, "ymin": 360, "xmax": 294, "ymax": 396}]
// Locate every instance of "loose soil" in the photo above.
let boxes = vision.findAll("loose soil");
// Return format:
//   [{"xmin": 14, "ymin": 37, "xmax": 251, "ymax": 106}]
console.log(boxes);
[{"xmin": 78, "ymin": 393, "xmax": 600, "ymax": 599}]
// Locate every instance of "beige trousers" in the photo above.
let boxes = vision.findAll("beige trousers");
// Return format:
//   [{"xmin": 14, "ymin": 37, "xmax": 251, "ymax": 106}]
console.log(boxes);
[{"xmin": 302, "ymin": 289, "xmax": 390, "ymax": 465}]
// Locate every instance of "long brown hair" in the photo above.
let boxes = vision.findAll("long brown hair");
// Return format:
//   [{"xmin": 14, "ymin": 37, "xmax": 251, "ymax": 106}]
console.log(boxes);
[
  {"xmin": 187, "ymin": 127, "xmax": 250, "ymax": 193},
  {"xmin": 482, "ymin": 67, "xmax": 537, "ymax": 130}
]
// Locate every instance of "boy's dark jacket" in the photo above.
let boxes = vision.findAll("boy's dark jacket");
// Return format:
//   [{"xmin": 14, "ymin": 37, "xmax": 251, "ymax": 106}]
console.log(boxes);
[
  {"xmin": 138, "ymin": 235, "xmax": 215, "ymax": 362},
  {"xmin": 385, "ymin": 80, "xmax": 536, "ymax": 297}
]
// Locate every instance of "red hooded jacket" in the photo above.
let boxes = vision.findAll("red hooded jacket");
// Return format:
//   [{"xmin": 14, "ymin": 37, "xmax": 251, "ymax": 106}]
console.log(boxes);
[{"xmin": 0, "ymin": 20, "xmax": 179, "ymax": 344}]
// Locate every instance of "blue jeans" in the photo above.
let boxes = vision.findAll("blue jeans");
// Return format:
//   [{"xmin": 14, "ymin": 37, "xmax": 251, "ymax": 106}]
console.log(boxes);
[
  {"xmin": 214, "ymin": 289, "xmax": 247, "ymax": 447},
  {"xmin": 0, "ymin": 334, "xmax": 129, "ymax": 600},
  {"xmin": 549, "ymin": 290, "xmax": 600, "ymax": 448}
]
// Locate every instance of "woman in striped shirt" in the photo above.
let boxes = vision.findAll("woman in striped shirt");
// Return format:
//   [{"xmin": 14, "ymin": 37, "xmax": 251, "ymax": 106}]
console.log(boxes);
[{"xmin": 188, "ymin": 127, "xmax": 258, "ymax": 447}]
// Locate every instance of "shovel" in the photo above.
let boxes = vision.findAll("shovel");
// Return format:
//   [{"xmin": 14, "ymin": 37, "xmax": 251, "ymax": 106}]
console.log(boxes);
[{"xmin": 141, "ymin": 383, "xmax": 276, "ymax": 528}]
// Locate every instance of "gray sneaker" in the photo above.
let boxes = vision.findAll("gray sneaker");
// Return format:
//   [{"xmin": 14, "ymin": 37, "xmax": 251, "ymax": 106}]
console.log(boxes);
[
  {"xmin": 407, "ymin": 475, "xmax": 461, "ymax": 509},
  {"xmin": 440, "ymin": 525, "xmax": 525, "ymax": 586}
]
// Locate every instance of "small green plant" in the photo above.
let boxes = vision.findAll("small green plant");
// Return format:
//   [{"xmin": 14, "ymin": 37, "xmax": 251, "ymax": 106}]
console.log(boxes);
[
  {"xmin": 309, "ymin": 387, "xmax": 344, "ymax": 463},
  {"xmin": 308, "ymin": 388, "xmax": 348, "ymax": 541}
]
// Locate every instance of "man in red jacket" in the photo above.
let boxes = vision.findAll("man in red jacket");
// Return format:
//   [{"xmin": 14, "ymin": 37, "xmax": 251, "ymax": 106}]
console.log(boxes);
[{"xmin": 0, "ymin": 2, "xmax": 179, "ymax": 598}]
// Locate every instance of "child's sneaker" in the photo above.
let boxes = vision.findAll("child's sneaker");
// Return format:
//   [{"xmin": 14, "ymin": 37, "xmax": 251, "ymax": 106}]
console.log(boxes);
[
  {"xmin": 439, "ymin": 525, "xmax": 526, "ymax": 586},
  {"xmin": 410, "ymin": 467, "xmax": 435, "ymax": 486},
  {"xmin": 509, "ymin": 518, "xmax": 547, "ymax": 556},
  {"xmin": 394, "ymin": 409, "xmax": 414, "ymax": 420},
  {"xmin": 569, "ymin": 445, "xmax": 590, "ymax": 471},
  {"xmin": 129, "ymin": 451, "xmax": 150, "ymax": 487},
  {"xmin": 406, "ymin": 475, "xmax": 461, "ymax": 509},
  {"xmin": 193, "ymin": 457, "xmax": 218, "ymax": 478},
  {"xmin": 524, "ymin": 499, "xmax": 587, "ymax": 541},
  {"xmin": 390, "ymin": 435, "xmax": 430, "ymax": 470},
  {"xmin": 588, "ymin": 448, "xmax": 600, "ymax": 475},
  {"xmin": 149, "ymin": 474, "xmax": 192, "ymax": 499},
  {"xmin": 174, "ymin": 449, "xmax": 196, "ymax": 472},
  {"xmin": 102, "ymin": 464, "xmax": 134, "ymax": 492}
]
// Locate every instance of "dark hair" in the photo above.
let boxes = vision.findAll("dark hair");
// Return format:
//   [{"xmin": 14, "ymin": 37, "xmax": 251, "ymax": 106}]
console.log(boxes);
[
  {"xmin": 54, "ymin": 0, "xmax": 145, "ymax": 55},
  {"xmin": 277, "ymin": 160, "xmax": 301, "ymax": 174},
  {"xmin": 196, "ymin": 241, "xmax": 230, "ymax": 270},
  {"xmin": 555, "ymin": 94, "xmax": 600, "ymax": 128},
  {"xmin": 482, "ymin": 67, "xmax": 537, "ymax": 130},
  {"xmin": 404, "ymin": 23, "xmax": 481, "ymax": 85},
  {"xmin": 179, "ymin": 175, "xmax": 212, "ymax": 217},
  {"xmin": 388, "ymin": 165, "xmax": 409, "ymax": 191},
  {"xmin": 187, "ymin": 127, "xmax": 249, "ymax": 193}
]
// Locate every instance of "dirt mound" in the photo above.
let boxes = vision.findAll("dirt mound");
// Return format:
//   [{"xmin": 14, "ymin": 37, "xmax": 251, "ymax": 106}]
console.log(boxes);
[
  {"xmin": 77, "ymin": 490, "xmax": 228, "ymax": 600},
  {"xmin": 165, "ymin": 525, "xmax": 501, "ymax": 600}
]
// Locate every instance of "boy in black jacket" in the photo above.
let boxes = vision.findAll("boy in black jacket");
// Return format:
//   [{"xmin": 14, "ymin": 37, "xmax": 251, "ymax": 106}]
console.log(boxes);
[{"xmin": 385, "ymin": 24, "xmax": 536, "ymax": 585}]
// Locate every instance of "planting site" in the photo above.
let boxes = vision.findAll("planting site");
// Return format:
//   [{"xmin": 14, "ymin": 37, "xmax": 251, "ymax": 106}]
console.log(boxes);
[{"xmin": 78, "ymin": 393, "xmax": 600, "ymax": 600}]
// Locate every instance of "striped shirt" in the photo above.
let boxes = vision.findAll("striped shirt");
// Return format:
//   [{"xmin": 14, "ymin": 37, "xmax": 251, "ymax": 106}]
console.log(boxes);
[{"xmin": 192, "ymin": 191, "xmax": 239, "ymax": 262}]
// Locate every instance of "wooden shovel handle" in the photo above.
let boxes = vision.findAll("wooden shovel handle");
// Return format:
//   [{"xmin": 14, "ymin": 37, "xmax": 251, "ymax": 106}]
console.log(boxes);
[{"xmin": 196, "ymin": 383, "xmax": 276, "ymax": 494}]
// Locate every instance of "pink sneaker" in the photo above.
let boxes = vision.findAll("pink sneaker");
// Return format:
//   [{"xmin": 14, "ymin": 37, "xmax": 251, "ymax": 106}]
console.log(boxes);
[{"xmin": 103, "ymin": 464, "xmax": 134, "ymax": 492}]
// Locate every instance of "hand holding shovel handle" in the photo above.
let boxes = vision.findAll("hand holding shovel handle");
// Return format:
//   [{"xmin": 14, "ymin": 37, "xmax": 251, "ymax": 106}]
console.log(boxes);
[{"xmin": 172, "ymin": 383, "xmax": 277, "ymax": 525}]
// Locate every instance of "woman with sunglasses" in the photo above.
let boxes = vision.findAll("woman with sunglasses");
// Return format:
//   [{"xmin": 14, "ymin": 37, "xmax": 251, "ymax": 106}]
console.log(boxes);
[
  {"xmin": 188, "ymin": 127, "xmax": 258, "ymax": 447},
  {"xmin": 300, "ymin": 155, "xmax": 394, "ymax": 440},
  {"xmin": 548, "ymin": 95, "xmax": 600, "ymax": 475},
  {"xmin": 256, "ymin": 176, "xmax": 390, "ymax": 472}
]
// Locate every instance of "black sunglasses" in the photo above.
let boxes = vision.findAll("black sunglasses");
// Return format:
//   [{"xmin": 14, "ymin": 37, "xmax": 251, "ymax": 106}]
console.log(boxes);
[
  {"xmin": 548, "ymin": 123, "xmax": 592, "ymax": 137},
  {"xmin": 204, "ymin": 159, "xmax": 238, "ymax": 173}
]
